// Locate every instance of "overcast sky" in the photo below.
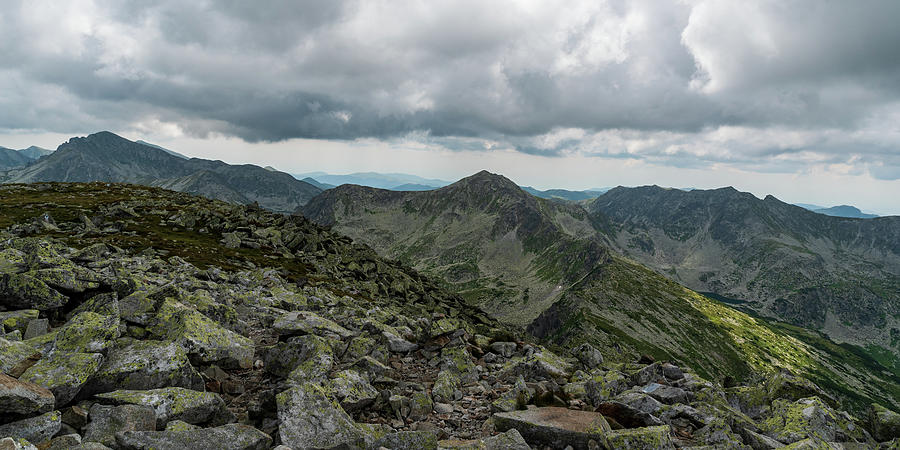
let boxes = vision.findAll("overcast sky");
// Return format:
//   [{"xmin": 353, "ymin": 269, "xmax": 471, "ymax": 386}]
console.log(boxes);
[{"xmin": 2, "ymin": 0, "xmax": 900, "ymax": 214}]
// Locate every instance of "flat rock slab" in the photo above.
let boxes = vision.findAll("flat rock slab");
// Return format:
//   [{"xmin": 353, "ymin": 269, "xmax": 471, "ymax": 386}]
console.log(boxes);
[
  {"xmin": 20, "ymin": 351, "xmax": 103, "ymax": 406},
  {"xmin": 493, "ymin": 406, "xmax": 610, "ymax": 449},
  {"xmin": 0, "ymin": 372, "xmax": 55, "ymax": 417},
  {"xmin": 605, "ymin": 425, "xmax": 675, "ymax": 449},
  {"xmin": 115, "ymin": 423, "xmax": 272, "ymax": 450},
  {"xmin": 80, "ymin": 340, "xmax": 203, "ymax": 397}
]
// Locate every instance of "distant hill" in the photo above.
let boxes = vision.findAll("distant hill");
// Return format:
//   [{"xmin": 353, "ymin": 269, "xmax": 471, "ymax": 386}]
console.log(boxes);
[
  {"xmin": 814, "ymin": 205, "xmax": 878, "ymax": 219},
  {"xmin": 0, "ymin": 146, "xmax": 35, "ymax": 170},
  {"xmin": 17, "ymin": 145, "xmax": 53, "ymax": 159},
  {"xmin": 294, "ymin": 171, "xmax": 452, "ymax": 190},
  {"xmin": 521, "ymin": 186, "xmax": 606, "ymax": 202},
  {"xmin": 1, "ymin": 131, "xmax": 321, "ymax": 213},
  {"xmin": 301, "ymin": 177, "xmax": 336, "ymax": 191}
]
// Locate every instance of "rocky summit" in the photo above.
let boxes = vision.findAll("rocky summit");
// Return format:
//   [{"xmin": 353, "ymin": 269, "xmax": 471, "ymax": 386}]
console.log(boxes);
[{"xmin": 0, "ymin": 182, "xmax": 898, "ymax": 449}]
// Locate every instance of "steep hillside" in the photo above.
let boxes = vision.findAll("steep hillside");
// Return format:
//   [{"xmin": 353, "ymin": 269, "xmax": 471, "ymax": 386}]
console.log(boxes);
[
  {"xmin": 1, "ymin": 131, "xmax": 321, "ymax": 213},
  {"xmin": 588, "ymin": 186, "xmax": 900, "ymax": 364},
  {"xmin": 302, "ymin": 171, "xmax": 606, "ymax": 325}
]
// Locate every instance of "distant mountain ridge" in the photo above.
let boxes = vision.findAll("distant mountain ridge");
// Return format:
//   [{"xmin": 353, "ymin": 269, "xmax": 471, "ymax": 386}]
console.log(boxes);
[
  {"xmin": 294, "ymin": 171, "xmax": 452, "ymax": 191},
  {"xmin": 0, "ymin": 131, "xmax": 321, "ymax": 213}
]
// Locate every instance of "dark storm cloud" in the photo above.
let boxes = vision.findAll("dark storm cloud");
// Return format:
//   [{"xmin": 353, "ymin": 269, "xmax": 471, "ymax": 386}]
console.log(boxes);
[{"xmin": 2, "ymin": 0, "xmax": 900, "ymax": 177}]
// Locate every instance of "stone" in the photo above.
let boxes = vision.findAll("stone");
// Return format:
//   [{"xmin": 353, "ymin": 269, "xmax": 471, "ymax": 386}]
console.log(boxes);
[
  {"xmin": 95, "ymin": 387, "xmax": 233, "ymax": 429},
  {"xmin": 46, "ymin": 434, "xmax": 82, "ymax": 450},
  {"xmin": 0, "ymin": 310, "xmax": 39, "ymax": 334},
  {"xmin": 276, "ymin": 383, "xmax": 365, "ymax": 449},
  {"xmin": 0, "ymin": 273, "xmax": 68, "ymax": 311},
  {"xmin": 490, "ymin": 342, "xmax": 517, "ymax": 358},
  {"xmin": 27, "ymin": 267, "xmax": 101, "ymax": 295},
  {"xmin": 660, "ymin": 363, "xmax": 684, "ymax": 381},
  {"xmin": 596, "ymin": 400, "xmax": 664, "ymax": 428},
  {"xmin": 20, "ymin": 351, "xmax": 104, "ymax": 406},
  {"xmin": 0, "ymin": 410, "xmax": 61, "ymax": 445},
  {"xmin": 0, "ymin": 372, "xmax": 55, "ymax": 417},
  {"xmin": 53, "ymin": 312, "xmax": 120, "ymax": 353},
  {"xmin": 0, "ymin": 338, "xmax": 40, "ymax": 375},
  {"xmin": 83, "ymin": 404, "xmax": 156, "ymax": 447},
  {"xmin": 273, "ymin": 310, "xmax": 352, "ymax": 340},
  {"xmin": 641, "ymin": 382, "xmax": 689, "ymax": 405},
  {"xmin": 114, "ymin": 423, "xmax": 272, "ymax": 450},
  {"xmin": 329, "ymin": 369, "xmax": 379, "ymax": 412},
  {"xmin": 372, "ymin": 431, "xmax": 441, "ymax": 450},
  {"xmin": 62, "ymin": 405, "xmax": 89, "ymax": 429},
  {"xmin": 760, "ymin": 397, "xmax": 870, "ymax": 445},
  {"xmin": 741, "ymin": 429, "xmax": 786, "ymax": 449},
  {"xmin": 262, "ymin": 335, "xmax": 334, "ymax": 382},
  {"xmin": 571, "ymin": 343, "xmax": 604, "ymax": 370},
  {"xmin": 432, "ymin": 370, "xmax": 461, "ymax": 403},
  {"xmin": 80, "ymin": 340, "xmax": 203, "ymax": 397},
  {"xmin": 491, "ymin": 375, "xmax": 533, "ymax": 413},
  {"xmin": 870, "ymin": 404, "xmax": 900, "ymax": 442},
  {"xmin": 384, "ymin": 330, "xmax": 418, "ymax": 353},
  {"xmin": 22, "ymin": 319, "xmax": 48, "ymax": 340},
  {"xmin": 148, "ymin": 299, "xmax": 254, "ymax": 369},
  {"xmin": 0, "ymin": 438, "xmax": 37, "ymax": 450},
  {"xmin": 615, "ymin": 391, "xmax": 663, "ymax": 415},
  {"xmin": 409, "ymin": 391, "xmax": 434, "ymax": 421},
  {"xmin": 440, "ymin": 346, "xmax": 478, "ymax": 382},
  {"xmin": 164, "ymin": 420, "xmax": 200, "ymax": 432},
  {"xmin": 501, "ymin": 351, "xmax": 572, "ymax": 382},
  {"xmin": 605, "ymin": 425, "xmax": 675, "ymax": 449},
  {"xmin": 492, "ymin": 407, "xmax": 610, "ymax": 449}
]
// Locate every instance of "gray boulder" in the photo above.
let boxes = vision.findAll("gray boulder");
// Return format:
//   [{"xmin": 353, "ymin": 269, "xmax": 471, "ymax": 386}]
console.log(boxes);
[
  {"xmin": 81, "ymin": 340, "xmax": 203, "ymax": 397},
  {"xmin": 492, "ymin": 406, "xmax": 611, "ymax": 449},
  {"xmin": 276, "ymin": 383, "xmax": 365, "ymax": 449},
  {"xmin": 571, "ymin": 343, "xmax": 604, "ymax": 370},
  {"xmin": 95, "ymin": 387, "xmax": 233, "ymax": 428},
  {"xmin": 0, "ymin": 273, "xmax": 68, "ymax": 311},
  {"xmin": 83, "ymin": 404, "xmax": 156, "ymax": 447},
  {"xmin": 115, "ymin": 423, "xmax": 272, "ymax": 450},
  {"xmin": 0, "ymin": 410, "xmax": 61, "ymax": 446},
  {"xmin": 20, "ymin": 352, "xmax": 104, "ymax": 405}
]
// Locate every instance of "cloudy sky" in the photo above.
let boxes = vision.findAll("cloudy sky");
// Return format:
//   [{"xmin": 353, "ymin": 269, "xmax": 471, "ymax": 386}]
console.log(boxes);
[{"xmin": 2, "ymin": 0, "xmax": 900, "ymax": 214}]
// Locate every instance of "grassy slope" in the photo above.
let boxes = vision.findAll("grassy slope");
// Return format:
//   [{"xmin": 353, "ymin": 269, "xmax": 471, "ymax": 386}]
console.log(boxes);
[{"xmin": 535, "ymin": 255, "xmax": 900, "ymax": 412}]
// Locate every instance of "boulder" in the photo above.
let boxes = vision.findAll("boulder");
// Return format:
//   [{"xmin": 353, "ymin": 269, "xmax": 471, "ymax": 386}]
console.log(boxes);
[
  {"xmin": 276, "ymin": 383, "xmax": 365, "ymax": 449},
  {"xmin": 500, "ymin": 351, "xmax": 572, "ymax": 382},
  {"xmin": 585, "ymin": 370, "xmax": 627, "ymax": 407},
  {"xmin": 432, "ymin": 370, "xmax": 461, "ymax": 403},
  {"xmin": 148, "ymin": 299, "xmax": 254, "ymax": 369},
  {"xmin": 19, "ymin": 351, "xmax": 103, "ymax": 406},
  {"xmin": 597, "ymin": 400, "xmax": 664, "ymax": 428},
  {"xmin": 605, "ymin": 425, "xmax": 675, "ymax": 449},
  {"xmin": 372, "ymin": 430, "xmax": 441, "ymax": 450},
  {"xmin": 80, "ymin": 340, "xmax": 203, "ymax": 397},
  {"xmin": 0, "ymin": 310, "xmax": 39, "ymax": 334},
  {"xmin": 273, "ymin": 310, "xmax": 352, "ymax": 340},
  {"xmin": 329, "ymin": 370, "xmax": 379, "ymax": 412},
  {"xmin": 53, "ymin": 311, "xmax": 120, "ymax": 353},
  {"xmin": 22, "ymin": 319, "xmax": 48, "ymax": 340},
  {"xmin": 27, "ymin": 267, "xmax": 101, "ymax": 294},
  {"xmin": 0, "ymin": 372, "xmax": 54, "ymax": 417},
  {"xmin": 491, "ymin": 375, "xmax": 533, "ymax": 413},
  {"xmin": 760, "ymin": 397, "xmax": 870, "ymax": 445},
  {"xmin": 571, "ymin": 343, "xmax": 604, "ymax": 370},
  {"xmin": 115, "ymin": 423, "xmax": 272, "ymax": 450},
  {"xmin": 0, "ymin": 438, "xmax": 37, "ymax": 450},
  {"xmin": 641, "ymin": 382, "xmax": 689, "ymax": 405},
  {"xmin": 83, "ymin": 404, "xmax": 156, "ymax": 447},
  {"xmin": 262, "ymin": 334, "xmax": 334, "ymax": 382},
  {"xmin": 0, "ymin": 273, "xmax": 68, "ymax": 311},
  {"xmin": 490, "ymin": 342, "xmax": 517, "ymax": 358},
  {"xmin": 0, "ymin": 410, "xmax": 61, "ymax": 446},
  {"xmin": 95, "ymin": 387, "xmax": 233, "ymax": 428},
  {"xmin": 869, "ymin": 404, "xmax": 900, "ymax": 442},
  {"xmin": 440, "ymin": 347, "xmax": 478, "ymax": 382},
  {"xmin": 492, "ymin": 406, "xmax": 610, "ymax": 449}
]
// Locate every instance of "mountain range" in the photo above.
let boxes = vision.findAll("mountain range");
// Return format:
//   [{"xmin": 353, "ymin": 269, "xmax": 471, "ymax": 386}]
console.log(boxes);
[
  {"xmin": 0, "ymin": 132, "xmax": 321, "ymax": 213},
  {"xmin": 0, "ymin": 145, "xmax": 52, "ymax": 170},
  {"xmin": 302, "ymin": 171, "xmax": 900, "ymax": 410}
]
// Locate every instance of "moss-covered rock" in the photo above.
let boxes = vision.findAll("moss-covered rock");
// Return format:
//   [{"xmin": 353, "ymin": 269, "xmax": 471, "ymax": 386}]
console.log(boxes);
[
  {"xmin": 273, "ymin": 310, "xmax": 353, "ymax": 340},
  {"xmin": 585, "ymin": 369, "xmax": 627, "ymax": 407},
  {"xmin": 440, "ymin": 346, "xmax": 478, "ymax": 382},
  {"xmin": 493, "ymin": 407, "xmax": 611, "ymax": 449},
  {"xmin": 0, "ymin": 336, "xmax": 38, "ymax": 374},
  {"xmin": 372, "ymin": 430, "xmax": 441, "ymax": 450},
  {"xmin": 761, "ymin": 397, "xmax": 871, "ymax": 445},
  {"xmin": 148, "ymin": 299, "xmax": 253, "ymax": 369},
  {"xmin": 870, "ymin": 404, "xmax": 900, "ymax": 442},
  {"xmin": 80, "ymin": 340, "xmax": 203, "ymax": 397},
  {"xmin": 0, "ymin": 309, "xmax": 39, "ymax": 334},
  {"xmin": 329, "ymin": 369, "xmax": 379, "ymax": 412},
  {"xmin": 26, "ymin": 266, "xmax": 101, "ymax": 294},
  {"xmin": 432, "ymin": 369, "xmax": 461, "ymax": 404},
  {"xmin": 54, "ymin": 312, "xmax": 120, "ymax": 353},
  {"xmin": 20, "ymin": 351, "xmax": 103, "ymax": 406},
  {"xmin": 95, "ymin": 387, "xmax": 232, "ymax": 429},
  {"xmin": 0, "ymin": 273, "xmax": 68, "ymax": 310},
  {"xmin": 605, "ymin": 425, "xmax": 675, "ymax": 449},
  {"xmin": 276, "ymin": 382, "xmax": 365, "ymax": 449}
]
